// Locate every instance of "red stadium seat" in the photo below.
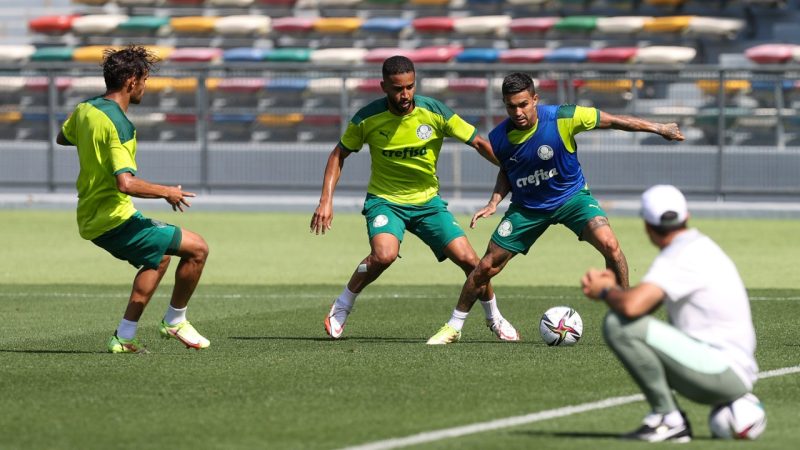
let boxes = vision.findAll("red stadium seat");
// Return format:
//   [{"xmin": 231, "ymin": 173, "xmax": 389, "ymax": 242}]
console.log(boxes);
[
  {"xmin": 499, "ymin": 48, "xmax": 549, "ymax": 63},
  {"xmin": 448, "ymin": 78, "xmax": 489, "ymax": 93},
  {"xmin": 410, "ymin": 46, "xmax": 462, "ymax": 63},
  {"xmin": 272, "ymin": 17, "xmax": 316, "ymax": 33},
  {"xmin": 354, "ymin": 78, "xmax": 383, "ymax": 94},
  {"xmin": 364, "ymin": 48, "xmax": 416, "ymax": 63},
  {"xmin": 412, "ymin": 17, "xmax": 455, "ymax": 33},
  {"xmin": 587, "ymin": 47, "xmax": 639, "ymax": 63},
  {"xmin": 29, "ymin": 15, "xmax": 78, "ymax": 35},
  {"xmin": 509, "ymin": 18, "xmax": 559, "ymax": 34},
  {"xmin": 169, "ymin": 48, "xmax": 224, "ymax": 63},
  {"xmin": 745, "ymin": 44, "xmax": 796, "ymax": 64}
]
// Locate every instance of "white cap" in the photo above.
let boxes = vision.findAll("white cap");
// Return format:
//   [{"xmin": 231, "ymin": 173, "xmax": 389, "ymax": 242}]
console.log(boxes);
[{"xmin": 640, "ymin": 184, "xmax": 688, "ymax": 227}]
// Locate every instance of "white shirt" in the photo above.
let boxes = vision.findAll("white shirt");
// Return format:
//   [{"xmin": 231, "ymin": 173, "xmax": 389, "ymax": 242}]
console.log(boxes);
[{"xmin": 643, "ymin": 228, "xmax": 758, "ymax": 386}]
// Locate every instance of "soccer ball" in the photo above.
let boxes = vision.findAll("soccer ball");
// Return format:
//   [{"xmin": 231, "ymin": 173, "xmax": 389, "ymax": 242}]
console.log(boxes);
[
  {"xmin": 708, "ymin": 393, "xmax": 767, "ymax": 440},
  {"xmin": 539, "ymin": 306, "xmax": 582, "ymax": 346}
]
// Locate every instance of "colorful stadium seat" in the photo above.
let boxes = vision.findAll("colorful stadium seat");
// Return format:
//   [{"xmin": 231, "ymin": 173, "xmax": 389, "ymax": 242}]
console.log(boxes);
[
  {"xmin": 744, "ymin": 44, "xmax": 796, "ymax": 64},
  {"xmin": 643, "ymin": 16, "xmax": 692, "ymax": 33},
  {"xmin": 118, "ymin": 16, "xmax": 170, "ymax": 34},
  {"xmin": 170, "ymin": 17, "xmax": 218, "ymax": 34},
  {"xmin": 271, "ymin": 17, "xmax": 316, "ymax": 33},
  {"xmin": 73, "ymin": 46, "xmax": 121, "ymax": 63},
  {"xmin": 364, "ymin": 48, "xmax": 416, "ymax": 63},
  {"xmin": 410, "ymin": 46, "xmax": 462, "ymax": 63},
  {"xmin": 505, "ymin": 0, "xmax": 549, "ymax": 4},
  {"xmin": 0, "ymin": 46, "xmax": 35, "ymax": 62},
  {"xmin": 313, "ymin": 18, "xmax": 364, "ymax": 34},
  {"xmin": 223, "ymin": 48, "xmax": 269, "ymax": 62},
  {"xmin": 595, "ymin": 16, "xmax": 650, "ymax": 34},
  {"xmin": 257, "ymin": 113, "xmax": 303, "ymax": 127},
  {"xmin": 448, "ymin": 78, "xmax": 489, "ymax": 93},
  {"xmin": 0, "ymin": 111, "xmax": 22, "ymax": 123},
  {"xmin": 145, "ymin": 77, "xmax": 177, "ymax": 93},
  {"xmin": 695, "ymin": 80, "xmax": 751, "ymax": 95},
  {"xmin": 28, "ymin": 15, "xmax": 78, "ymax": 35},
  {"xmin": 453, "ymin": 16, "xmax": 512, "ymax": 35},
  {"xmin": 127, "ymin": 113, "xmax": 167, "ymax": 127},
  {"xmin": 208, "ymin": 0, "xmax": 256, "ymax": 5},
  {"xmin": 31, "ymin": 47, "xmax": 74, "ymax": 62},
  {"xmin": 583, "ymin": 79, "xmax": 644, "ymax": 93},
  {"xmin": 0, "ymin": 77, "xmax": 26, "ymax": 93},
  {"xmin": 410, "ymin": 0, "xmax": 450, "ymax": 5},
  {"xmin": 307, "ymin": 77, "xmax": 346, "ymax": 95},
  {"xmin": 634, "ymin": 46, "xmax": 696, "ymax": 64},
  {"xmin": 455, "ymin": 48, "xmax": 500, "ymax": 63},
  {"xmin": 418, "ymin": 77, "xmax": 448, "ymax": 95},
  {"xmin": 214, "ymin": 16, "xmax": 271, "ymax": 35},
  {"xmin": 310, "ymin": 48, "xmax": 368, "ymax": 64},
  {"xmin": 543, "ymin": 47, "xmax": 591, "ymax": 63},
  {"xmin": 509, "ymin": 18, "xmax": 559, "ymax": 33},
  {"xmin": 587, "ymin": 47, "xmax": 639, "ymax": 63},
  {"xmin": 686, "ymin": 17, "xmax": 744, "ymax": 37},
  {"xmin": 499, "ymin": 48, "xmax": 549, "ymax": 63},
  {"xmin": 265, "ymin": 78, "xmax": 309, "ymax": 92},
  {"xmin": 354, "ymin": 78, "xmax": 383, "ymax": 94},
  {"xmin": 144, "ymin": 46, "xmax": 176, "ymax": 61},
  {"xmin": 73, "ymin": 0, "xmax": 110, "ymax": 4},
  {"xmin": 72, "ymin": 15, "xmax": 129, "ymax": 35},
  {"xmin": 553, "ymin": 16, "xmax": 598, "ymax": 33},
  {"xmin": 118, "ymin": 0, "xmax": 161, "ymax": 5},
  {"xmin": 412, "ymin": 17, "xmax": 455, "ymax": 33},
  {"xmin": 67, "ymin": 77, "xmax": 107, "ymax": 94},
  {"xmin": 24, "ymin": 77, "xmax": 72, "ymax": 92},
  {"xmin": 169, "ymin": 48, "xmax": 224, "ymax": 63},
  {"xmin": 264, "ymin": 48, "xmax": 312, "ymax": 62},
  {"xmin": 215, "ymin": 78, "xmax": 266, "ymax": 93},
  {"xmin": 361, "ymin": 18, "xmax": 411, "ymax": 34}
]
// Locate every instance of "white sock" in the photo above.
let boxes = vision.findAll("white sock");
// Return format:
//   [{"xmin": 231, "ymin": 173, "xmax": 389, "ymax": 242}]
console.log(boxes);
[
  {"xmin": 335, "ymin": 286, "xmax": 358, "ymax": 312},
  {"xmin": 480, "ymin": 295, "xmax": 502, "ymax": 322},
  {"xmin": 116, "ymin": 318, "xmax": 138, "ymax": 340},
  {"xmin": 662, "ymin": 410, "xmax": 685, "ymax": 427},
  {"xmin": 164, "ymin": 305, "xmax": 188, "ymax": 326},
  {"xmin": 447, "ymin": 310, "xmax": 469, "ymax": 331}
]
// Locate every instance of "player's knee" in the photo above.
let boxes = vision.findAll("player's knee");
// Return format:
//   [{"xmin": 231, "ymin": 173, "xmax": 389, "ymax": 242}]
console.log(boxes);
[
  {"xmin": 370, "ymin": 250, "xmax": 397, "ymax": 268},
  {"xmin": 158, "ymin": 255, "xmax": 172, "ymax": 272}
]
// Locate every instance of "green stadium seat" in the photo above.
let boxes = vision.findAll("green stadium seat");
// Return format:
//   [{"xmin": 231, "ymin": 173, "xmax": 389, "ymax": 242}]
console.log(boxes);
[
  {"xmin": 118, "ymin": 16, "xmax": 170, "ymax": 34},
  {"xmin": 553, "ymin": 16, "xmax": 598, "ymax": 33},
  {"xmin": 264, "ymin": 48, "xmax": 312, "ymax": 62},
  {"xmin": 31, "ymin": 47, "xmax": 75, "ymax": 62}
]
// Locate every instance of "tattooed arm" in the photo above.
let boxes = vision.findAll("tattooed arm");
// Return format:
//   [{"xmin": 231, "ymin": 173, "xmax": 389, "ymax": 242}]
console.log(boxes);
[{"xmin": 597, "ymin": 111, "xmax": 685, "ymax": 141}]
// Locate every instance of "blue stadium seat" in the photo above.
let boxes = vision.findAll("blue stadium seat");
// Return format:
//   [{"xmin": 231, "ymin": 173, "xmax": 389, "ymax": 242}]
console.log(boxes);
[
  {"xmin": 223, "ymin": 48, "xmax": 269, "ymax": 62},
  {"xmin": 361, "ymin": 18, "xmax": 411, "ymax": 34},
  {"xmin": 455, "ymin": 48, "xmax": 500, "ymax": 63},
  {"xmin": 543, "ymin": 47, "xmax": 591, "ymax": 63}
]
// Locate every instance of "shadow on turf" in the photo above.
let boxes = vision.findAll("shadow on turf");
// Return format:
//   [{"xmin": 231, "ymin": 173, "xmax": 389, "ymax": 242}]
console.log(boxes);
[
  {"xmin": 229, "ymin": 336, "xmax": 513, "ymax": 344},
  {"xmin": 511, "ymin": 430, "xmax": 715, "ymax": 441},
  {"xmin": 0, "ymin": 348, "xmax": 105, "ymax": 354}
]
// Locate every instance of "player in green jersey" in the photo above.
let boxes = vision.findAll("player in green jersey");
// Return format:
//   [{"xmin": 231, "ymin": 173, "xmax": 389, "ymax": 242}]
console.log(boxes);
[
  {"xmin": 57, "ymin": 46, "xmax": 210, "ymax": 353},
  {"xmin": 310, "ymin": 56, "xmax": 519, "ymax": 344}
]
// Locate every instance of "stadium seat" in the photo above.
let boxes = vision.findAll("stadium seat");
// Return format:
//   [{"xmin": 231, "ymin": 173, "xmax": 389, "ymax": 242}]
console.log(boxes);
[
  {"xmin": 67, "ymin": 77, "xmax": 107, "ymax": 94},
  {"xmin": 0, "ymin": 111, "xmax": 22, "ymax": 123},
  {"xmin": 553, "ymin": 16, "xmax": 598, "ymax": 33},
  {"xmin": 361, "ymin": 18, "xmax": 411, "ymax": 34},
  {"xmin": 257, "ymin": 113, "xmax": 303, "ymax": 127},
  {"xmin": 686, "ymin": 17, "xmax": 744, "ymax": 38},
  {"xmin": 271, "ymin": 17, "xmax": 316, "ymax": 33},
  {"xmin": 410, "ymin": 0, "xmax": 450, "ymax": 5},
  {"xmin": 144, "ymin": 46, "xmax": 175, "ymax": 62},
  {"xmin": 412, "ymin": 17, "xmax": 455, "ymax": 33},
  {"xmin": 595, "ymin": 16, "xmax": 650, "ymax": 34},
  {"xmin": 418, "ymin": 77, "xmax": 449, "ymax": 96},
  {"xmin": 215, "ymin": 78, "xmax": 267, "ymax": 93},
  {"xmin": 634, "ymin": 46, "xmax": 696, "ymax": 64},
  {"xmin": 165, "ymin": 0, "xmax": 206, "ymax": 5},
  {"xmin": 208, "ymin": 0, "xmax": 256, "ymax": 5},
  {"xmin": 448, "ymin": 77, "xmax": 489, "ymax": 93},
  {"xmin": 745, "ymin": 44, "xmax": 796, "ymax": 64},
  {"xmin": 0, "ymin": 77, "xmax": 26, "ymax": 94},
  {"xmin": 499, "ymin": 48, "xmax": 549, "ymax": 63},
  {"xmin": 223, "ymin": 47, "xmax": 269, "ymax": 62},
  {"xmin": 73, "ymin": 46, "xmax": 121, "ymax": 63},
  {"xmin": 145, "ymin": 77, "xmax": 177, "ymax": 94},
  {"xmin": 364, "ymin": 47, "xmax": 416, "ymax": 63},
  {"xmin": 410, "ymin": 46, "xmax": 463, "ymax": 63},
  {"xmin": 509, "ymin": 18, "xmax": 559, "ymax": 33},
  {"xmin": 543, "ymin": 47, "xmax": 591, "ymax": 63},
  {"xmin": 353, "ymin": 78, "xmax": 383, "ymax": 94},
  {"xmin": 455, "ymin": 48, "xmax": 500, "ymax": 63},
  {"xmin": 169, "ymin": 48, "xmax": 224, "ymax": 63},
  {"xmin": 31, "ymin": 47, "xmax": 74, "ymax": 62},
  {"xmin": 28, "ymin": 15, "xmax": 78, "ymax": 35},
  {"xmin": 73, "ymin": 0, "xmax": 110, "ymax": 5},
  {"xmin": 214, "ymin": 16, "xmax": 271, "ymax": 36},
  {"xmin": 696, "ymin": 79, "xmax": 751, "ymax": 96},
  {"xmin": 296, "ymin": 0, "xmax": 362, "ymax": 6},
  {"xmin": 644, "ymin": 0, "xmax": 687, "ymax": 6},
  {"xmin": 313, "ymin": 17, "xmax": 364, "ymax": 34},
  {"xmin": 642, "ymin": 16, "xmax": 692, "ymax": 33},
  {"xmin": 265, "ymin": 78, "xmax": 309, "ymax": 93},
  {"xmin": 297, "ymin": 114, "xmax": 342, "ymax": 142},
  {"xmin": 505, "ymin": 0, "xmax": 550, "ymax": 4},
  {"xmin": 307, "ymin": 77, "xmax": 347, "ymax": 96},
  {"xmin": 453, "ymin": 16, "xmax": 512, "ymax": 35},
  {"xmin": 264, "ymin": 48, "xmax": 312, "ymax": 62},
  {"xmin": 210, "ymin": 113, "xmax": 257, "ymax": 142},
  {"xmin": 255, "ymin": 113, "xmax": 303, "ymax": 141},
  {"xmin": 118, "ymin": 0, "xmax": 161, "ymax": 5},
  {"xmin": 587, "ymin": 47, "xmax": 639, "ymax": 63},
  {"xmin": 118, "ymin": 16, "xmax": 170, "ymax": 34},
  {"xmin": 310, "ymin": 48, "xmax": 368, "ymax": 64},
  {"xmin": 71, "ymin": 15, "xmax": 129, "ymax": 35},
  {"xmin": 0, "ymin": 45, "xmax": 35, "ymax": 62},
  {"xmin": 127, "ymin": 113, "xmax": 166, "ymax": 142},
  {"xmin": 170, "ymin": 17, "xmax": 219, "ymax": 35},
  {"xmin": 24, "ymin": 77, "xmax": 72, "ymax": 92}
]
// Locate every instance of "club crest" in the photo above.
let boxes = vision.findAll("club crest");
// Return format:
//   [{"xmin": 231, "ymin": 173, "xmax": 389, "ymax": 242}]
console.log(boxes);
[
  {"xmin": 416, "ymin": 124, "xmax": 433, "ymax": 140},
  {"xmin": 497, "ymin": 219, "xmax": 513, "ymax": 237},
  {"xmin": 537, "ymin": 145, "xmax": 554, "ymax": 160}
]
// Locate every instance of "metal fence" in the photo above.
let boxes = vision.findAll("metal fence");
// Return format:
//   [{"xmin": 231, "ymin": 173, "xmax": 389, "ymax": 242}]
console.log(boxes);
[{"xmin": 1, "ymin": 62, "xmax": 799, "ymax": 198}]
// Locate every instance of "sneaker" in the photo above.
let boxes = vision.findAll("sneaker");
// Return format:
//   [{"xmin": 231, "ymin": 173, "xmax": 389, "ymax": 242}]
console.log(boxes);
[
  {"xmin": 623, "ymin": 411, "xmax": 693, "ymax": 443},
  {"xmin": 159, "ymin": 320, "xmax": 210, "ymax": 350},
  {"xmin": 488, "ymin": 318, "xmax": 520, "ymax": 341},
  {"xmin": 324, "ymin": 302, "xmax": 350, "ymax": 339},
  {"xmin": 107, "ymin": 334, "xmax": 148, "ymax": 354},
  {"xmin": 426, "ymin": 324, "xmax": 462, "ymax": 345}
]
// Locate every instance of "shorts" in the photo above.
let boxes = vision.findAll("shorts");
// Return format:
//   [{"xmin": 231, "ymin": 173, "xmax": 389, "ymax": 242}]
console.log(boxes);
[
  {"xmin": 91, "ymin": 211, "xmax": 182, "ymax": 270},
  {"xmin": 491, "ymin": 188, "xmax": 606, "ymax": 255},
  {"xmin": 362, "ymin": 194, "xmax": 465, "ymax": 262}
]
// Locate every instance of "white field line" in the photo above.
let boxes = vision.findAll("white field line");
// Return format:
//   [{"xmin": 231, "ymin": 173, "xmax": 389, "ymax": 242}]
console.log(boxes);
[{"xmin": 340, "ymin": 365, "xmax": 800, "ymax": 450}]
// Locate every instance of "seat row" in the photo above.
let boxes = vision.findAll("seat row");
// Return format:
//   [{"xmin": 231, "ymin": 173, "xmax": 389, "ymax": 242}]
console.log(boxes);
[{"xmin": 29, "ymin": 14, "xmax": 745, "ymax": 38}]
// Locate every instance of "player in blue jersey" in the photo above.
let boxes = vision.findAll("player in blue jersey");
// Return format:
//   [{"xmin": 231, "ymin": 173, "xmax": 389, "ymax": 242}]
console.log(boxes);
[{"xmin": 428, "ymin": 72, "xmax": 685, "ymax": 343}]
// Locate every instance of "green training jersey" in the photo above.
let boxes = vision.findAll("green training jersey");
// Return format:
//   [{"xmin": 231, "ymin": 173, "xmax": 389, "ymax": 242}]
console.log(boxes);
[
  {"xmin": 339, "ymin": 95, "xmax": 477, "ymax": 205},
  {"xmin": 61, "ymin": 96, "xmax": 138, "ymax": 240}
]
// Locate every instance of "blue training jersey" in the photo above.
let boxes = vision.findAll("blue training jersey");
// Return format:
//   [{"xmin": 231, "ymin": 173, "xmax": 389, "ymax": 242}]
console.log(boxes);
[{"xmin": 488, "ymin": 104, "xmax": 599, "ymax": 212}]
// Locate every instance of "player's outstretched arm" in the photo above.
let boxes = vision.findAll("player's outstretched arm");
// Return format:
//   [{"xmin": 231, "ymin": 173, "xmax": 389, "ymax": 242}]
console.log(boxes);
[
  {"xmin": 471, "ymin": 169, "xmax": 511, "ymax": 228},
  {"xmin": 116, "ymin": 172, "xmax": 194, "ymax": 212},
  {"xmin": 468, "ymin": 135, "xmax": 500, "ymax": 166},
  {"xmin": 311, "ymin": 145, "xmax": 351, "ymax": 235},
  {"xmin": 597, "ymin": 111, "xmax": 685, "ymax": 141}
]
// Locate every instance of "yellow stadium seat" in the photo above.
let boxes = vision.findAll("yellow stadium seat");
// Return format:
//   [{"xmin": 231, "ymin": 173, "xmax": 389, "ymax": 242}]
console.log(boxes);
[
  {"xmin": 143, "ymin": 46, "xmax": 175, "ymax": 62},
  {"xmin": 145, "ymin": 77, "xmax": 175, "ymax": 93},
  {"xmin": 0, "ymin": 111, "xmax": 22, "ymax": 123},
  {"xmin": 696, "ymin": 80, "xmax": 751, "ymax": 95},
  {"xmin": 643, "ymin": 16, "xmax": 693, "ymax": 33},
  {"xmin": 257, "ymin": 113, "xmax": 304, "ymax": 127},
  {"xmin": 172, "ymin": 78, "xmax": 199, "ymax": 93},
  {"xmin": 313, "ymin": 17, "xmax": 363, "ymax": 33},
  {"xmin": 73, "ymin": 46, "xmax": 122, "ymax": 63},
  {"xmin": 170, "ymin": 17, "xmax": 218, "ymax": 34},
  {"xmin": 584, "ymin": 79, "xmax": 644, "ymax": 93}
]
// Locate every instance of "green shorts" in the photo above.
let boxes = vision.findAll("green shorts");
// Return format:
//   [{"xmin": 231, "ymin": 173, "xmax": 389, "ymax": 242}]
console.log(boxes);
[
  {"xmin": 491, "ymin": 189, "xmax": 606, "ymax": 255},
  {"xmin": 91, "ymin": 212, "xmax": 182, "ymax": 270},
  {"xmin": 362, "ymin": 194, "xmax": 465, "ymax": 262}
]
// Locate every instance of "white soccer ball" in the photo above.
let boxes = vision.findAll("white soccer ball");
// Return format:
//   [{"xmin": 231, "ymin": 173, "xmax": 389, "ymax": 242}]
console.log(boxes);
[
  {"xmin": 708, "ymin": 393, "xmax": 767, "ymax": 440},
  {"xmin": 539, "ymin": 306, "xmax": 583, "ymax": 346}
]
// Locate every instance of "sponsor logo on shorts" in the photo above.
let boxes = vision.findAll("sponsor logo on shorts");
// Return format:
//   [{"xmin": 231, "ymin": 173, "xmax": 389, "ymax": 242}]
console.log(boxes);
[
  {"xmin": 537, "ymin": 145, "xmax": 554, "ymax": 160},
  {"xmin": 497, "ymin": 219, "xmax": 513, "ymax": 237},
  {"xmin": 516, "ymin": 168, "xmax": 559, "ymax": 187},
  {"xmin": 416, "ymin": 124, "xmax": 433, "ymax": 140},
  {"xmin": 373, "ymin": 215, "xmax": 388, "ymax": 228}
]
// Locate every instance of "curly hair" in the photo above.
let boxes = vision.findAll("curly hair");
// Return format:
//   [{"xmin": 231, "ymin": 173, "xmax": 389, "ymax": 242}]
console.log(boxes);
[
  {"xmin": 382, "ymin": 55, "xmax": 415, "ymax": 79},
  {"xmin": 102, "ymin": 45, "xmax": 159, "ymax": 91},
  {"xmin": 502, "ymin": 72, "xmax": 536, "ymax": 97}
]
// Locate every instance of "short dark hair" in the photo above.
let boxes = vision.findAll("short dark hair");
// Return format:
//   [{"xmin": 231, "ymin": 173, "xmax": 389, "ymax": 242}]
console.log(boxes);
[
  {"xmin": 502, "ymin": 72, "xmax": 536, "ymax": 97},
  {"xmin": 647, "ymin": 212, "xmax": 688, "ymax": 236},
  {"xmin": 102, "ymin": 45, "xmax": 159, "ymax": 91},
  {"xmin": 382, "ymin": 55, "xmax": 415, "ymax": 79}
]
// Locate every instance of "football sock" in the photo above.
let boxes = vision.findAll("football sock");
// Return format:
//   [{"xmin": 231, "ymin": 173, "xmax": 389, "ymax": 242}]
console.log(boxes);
[
  {"xmin": 116, "ymin": 318, "xmax": 138, "ymax": 340},
  {"xmin": 662, "ymin": 410, "xmax": 685, "ymax": 427},
  {"xmin": 447, "ymin": 310, "xmax": 469, "ymax": 331},
  {"xmin": 480, "ymin": 295, "xmax": 501, "ymax": 322},
  {"xmin": 164, "ymin": 305, "xmax": 188, "ymax": 326},
  {"xmin": 336, "ymin": 286, "xmax": 358, "ymax": 311}
]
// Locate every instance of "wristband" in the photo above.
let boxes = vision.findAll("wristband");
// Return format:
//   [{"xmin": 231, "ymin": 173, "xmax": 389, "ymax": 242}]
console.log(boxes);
[{"xmin": 599, "ymin": 287, "xmax": 611, "ymax": 300}]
